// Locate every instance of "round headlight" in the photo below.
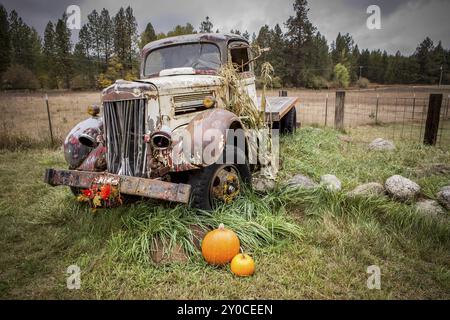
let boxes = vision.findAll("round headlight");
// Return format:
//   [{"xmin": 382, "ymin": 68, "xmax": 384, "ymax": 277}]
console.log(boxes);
[
  {"xmin": 87, "ymin": 105, "xmax": 100, "ymax": 117},
  {"xmin": 203, "ymin": 96, "xmax": 216, "ymax": 108}
]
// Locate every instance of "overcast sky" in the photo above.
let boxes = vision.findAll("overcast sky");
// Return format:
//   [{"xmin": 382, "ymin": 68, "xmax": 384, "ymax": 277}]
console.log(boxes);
[{"xmin": 2, "ymin": 0, "xmax": 450, "ymax": 55}]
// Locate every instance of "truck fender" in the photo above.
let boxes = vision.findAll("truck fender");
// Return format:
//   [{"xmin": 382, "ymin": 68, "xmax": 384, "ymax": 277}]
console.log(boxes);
[
  {"xmin": 171, "ymin": 108, "xmax": 247, "ymax": 170},
  {"xmin": 64, "ymin": 117, "xmax": 104, "ymax": 170}
]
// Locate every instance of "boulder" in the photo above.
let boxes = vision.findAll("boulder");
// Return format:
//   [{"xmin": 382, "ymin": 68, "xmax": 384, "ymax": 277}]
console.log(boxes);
[
  {"xmin": 416, "ymin": 200, "xmax": 445, "ymax": 217},
  {"xmin": 437, "ymin": 186, "xmax": 450, "ymax": 210},
  {"xmin": 286, "ymin": 174, "xmax": 318, "ymax": 189},
  {"xmin": 348, "ymin": 182, "xmax": 385, "ymax": 197},
  {"xmin": 320, "ymin": 174, "xmax": 342, "ymax": 191},
  {"xmin": 385, "ymin": 175, "xmax": 420, "ymax": 201},
  {"xmin": 368, "ymin": 138, "xmax": 396, "ymax": 151}
]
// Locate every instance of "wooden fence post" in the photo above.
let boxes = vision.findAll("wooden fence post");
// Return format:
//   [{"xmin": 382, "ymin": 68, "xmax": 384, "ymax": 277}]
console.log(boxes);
[
  {"xmin": 324, "ymin": 93, "xmax": 329, "ymax": 126},
  {"xmin": 45, "ymin": 93, "xmax": 54, "ymax": 145},
  {"xmin": 423, "ymin": 93, "xmax": 443, "ymax": 145},
  {"xmin": 279, "ymin": 90, "xmax": 288, "ymax": 97},
  {"xmin": 375, "ymin": 94, "xmax": 379, "ymax": 124},
  {"xmin": 334, "ymin": 90, "xmax": 345, "ymax": 130}
]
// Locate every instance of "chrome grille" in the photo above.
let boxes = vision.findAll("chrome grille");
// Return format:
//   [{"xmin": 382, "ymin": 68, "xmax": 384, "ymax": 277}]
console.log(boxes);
[
  {"xmin": 173, "ymin": 91, "xmax": 212, "ymax": 116},
  {"xmin": 103, "ymin": 99, "xmax": 147, "ymax": 177}
]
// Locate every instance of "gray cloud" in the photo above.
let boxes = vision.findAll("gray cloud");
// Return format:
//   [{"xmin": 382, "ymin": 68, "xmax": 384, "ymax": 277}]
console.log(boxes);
[{"xmin": 2, "ymin": 0, "xmax": 449, "ymax": 55}]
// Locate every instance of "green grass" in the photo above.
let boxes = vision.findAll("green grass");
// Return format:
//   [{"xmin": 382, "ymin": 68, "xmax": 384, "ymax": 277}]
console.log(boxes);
[{"xmin": 0, "ymin": 126, "xmax": 449, "ymax": 299}]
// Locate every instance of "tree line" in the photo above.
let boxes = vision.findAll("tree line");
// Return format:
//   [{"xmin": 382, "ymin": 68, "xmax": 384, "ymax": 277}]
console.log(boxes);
[{"xmin": 0, "ymin": 0, "xmax": 448, "ymax": 91}]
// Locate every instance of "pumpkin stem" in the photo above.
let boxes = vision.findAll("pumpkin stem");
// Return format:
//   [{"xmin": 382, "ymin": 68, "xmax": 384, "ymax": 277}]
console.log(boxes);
[{"xmin": 218, "ymin": 223, "xmax": 225, "ymax": 230}]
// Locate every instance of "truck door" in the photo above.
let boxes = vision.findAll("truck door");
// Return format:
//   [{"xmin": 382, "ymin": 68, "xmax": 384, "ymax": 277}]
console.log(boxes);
[{"xmin": 228, "ymin": 41, "xmax": 258, "ymax": 106}]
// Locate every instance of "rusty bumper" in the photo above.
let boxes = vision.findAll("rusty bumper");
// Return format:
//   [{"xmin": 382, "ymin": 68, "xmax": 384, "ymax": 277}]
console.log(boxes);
[{"xmin": 44, "ymin": 169, "xmax": 191, "ymax": 204}]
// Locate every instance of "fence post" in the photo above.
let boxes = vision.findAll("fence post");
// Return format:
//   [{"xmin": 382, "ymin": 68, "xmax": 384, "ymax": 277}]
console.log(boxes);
[
  {"xmin": 423, "ymin": 93, "xmax": 443, "ymax": 145},
  {"xmin": 45, "ymin": 93, "xmax": 54, "ymax": 145},
  {"xmin": 334, "ymin": 90, "xmax": 345, "ymax": 130},
  {"xmin": 279, "ymin": 90, "xmax": 288, "ymax": 97},
  {"xmin": 375, "ymin": 94, "xmax": 379, "ymax": 124},
  {"xmin": 324, "ymin": 93, "xmax": 329, "ymax": 126}
]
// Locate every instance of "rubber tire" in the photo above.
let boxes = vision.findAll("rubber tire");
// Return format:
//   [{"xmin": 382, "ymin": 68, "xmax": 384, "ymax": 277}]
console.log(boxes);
[
  {"xmin": 280, "ymin": 107, "xmax": 297, "ymax": 135},
  {"xmin": 187, "ymin": 146, "xmax": 251, "ymax": 210}
]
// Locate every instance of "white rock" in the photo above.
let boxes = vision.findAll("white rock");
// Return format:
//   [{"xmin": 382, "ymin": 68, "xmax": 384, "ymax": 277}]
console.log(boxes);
[
  {"xmin": 320, "ymin": 174, "xmax": 342, "ymax": 191},
  {"xmin": 287, "ymin": 174, "xmax": 318, "ymax": 189},
  {"xmin": 385, "ymin": 175, "xmax": 420, "ymax": 201},
  {"xmin": 349, "ymin": 182, "xmax": 385, "ymax": 197},
  {"xmin": 368, "ymin": 138, "xmax": 396, "ymax": 151},
  {"xmin": 416, "ymin": 200, "xmax": 445, "ymax": 217},
  {"xmin": 437, "ymin": 186, "xmax": 450, "ymax": 210}
]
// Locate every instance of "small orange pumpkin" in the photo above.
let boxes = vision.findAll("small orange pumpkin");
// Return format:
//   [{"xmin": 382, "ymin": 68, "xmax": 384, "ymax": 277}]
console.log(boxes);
[
  {"xmin": 202, "ymin": 224, "xmax": 240, "ymax": 265},
  {"xmin": 231, "ymin": 253, "xmax": 255, "ymax": 277}
]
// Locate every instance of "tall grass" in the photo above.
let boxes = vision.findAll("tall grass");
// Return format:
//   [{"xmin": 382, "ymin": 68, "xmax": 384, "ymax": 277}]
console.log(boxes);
[{"xmin": 106, "ymin": 192, "xmax": 303, "ymax": 265}]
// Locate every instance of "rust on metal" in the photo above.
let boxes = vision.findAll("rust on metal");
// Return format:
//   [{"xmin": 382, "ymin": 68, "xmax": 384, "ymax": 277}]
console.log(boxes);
[{"xmin": 44, "ymin": 169, "xmax": 191, "ymax": 204}]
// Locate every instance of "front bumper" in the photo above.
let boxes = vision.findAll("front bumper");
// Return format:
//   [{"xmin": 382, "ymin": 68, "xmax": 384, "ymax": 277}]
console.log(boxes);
[{"xmin": 44, "ymin": 169, "xmax": 191, "ymax": 204}]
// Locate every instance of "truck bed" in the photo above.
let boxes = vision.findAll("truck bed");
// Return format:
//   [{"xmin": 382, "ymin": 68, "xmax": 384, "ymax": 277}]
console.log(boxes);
[{"xmin": 257, "ymin": 96, "xmax": 299, "ymax": 122}]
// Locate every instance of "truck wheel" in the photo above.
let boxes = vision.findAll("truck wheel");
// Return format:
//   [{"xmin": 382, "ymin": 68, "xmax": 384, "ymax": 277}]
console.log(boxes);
[
  {"xmin": 280, "ymin": 107, "xmax": 297, "ymax": 134},
  {"xmin": 187, "ymin": 146, "xmax": 251, "ymax": 210}
]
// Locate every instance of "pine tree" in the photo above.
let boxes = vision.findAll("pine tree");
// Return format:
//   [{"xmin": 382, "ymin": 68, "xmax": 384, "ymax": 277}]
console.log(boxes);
[
  {"xmin": 0, "ymin": 5, "xmax": 10, "ymax": 74},
  {"xmin": 113, "ymin": 7, "xmax": 127, "ymax": 72},
  {"xmin": 199, "ymin": 16, "xmax": 213, "ymax": 33},
  {"xmin": 113, "ymin": 6, "xmax": 138, "ymax": 74},
  {"xmin": 125, "ymin": 6, "xmax": 138, "ymax": 72},
  {"xmin": 43, "ymin": 21, "xmax": 57, "ymax": 88},
  {"xmin": 78, "ymin": 25, "xmax": 91, "ymax": 57},
  {"xmin": 415, "ymin": 37, "xmax": 435, "ymax": 83},
  {"xmin": 284, "ymin": 0, "xmax": 316, "ymax": 86},
  {"xmin": 54, "ymin": 14, "xmax": 73, "ymax": 88},
  {"xmin": 139, "ymin": 22, "xmax": 157, "ymax": 49},
  {"xmin": 166, "ymin": 23, "xmax": 195, "ymax": 37},
  {"xmin": 87, "ymin": 10, "xmax": 101, "ymax": 61},
  {"xmin": 100, "ymin": 9, "xmax": 113, "ymax": 65}
]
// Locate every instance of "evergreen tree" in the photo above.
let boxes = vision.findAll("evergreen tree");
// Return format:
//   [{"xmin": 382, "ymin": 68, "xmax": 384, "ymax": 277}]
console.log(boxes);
[
  {"xmin": 54, "ymin": 14, "xmax": 73, "ymax": 88},
  {"xmin": 87, "ymin": 10, "xmax": 101, "ymax": 61},
  {"xmin": 125, "ymin": 6, "xmax": 138, "ymax": 71},
  {"xmin": 43, "ymin": 21, "xmax": 57, "ymax": 88},
  {"xmin": 77, "ymin": 24, "xmax": 91, "ymax": 57},
  {"xmin": 0, "ymin": 5, "xmax": 10, "ymax": 74},
  {"xmin": 284, "ymin": 0, "xmax": 315, "ymax": 86},
  {"xmin": 100, "ymin": 8, "xmax": 113, "ymax": 65},
  {"xmin": 139, "ymin": 22, "xmax": 157, "ymax": 49},
  {"xmin": 166, "ymin": 23, "xmax": 195, "ymax": 37}
]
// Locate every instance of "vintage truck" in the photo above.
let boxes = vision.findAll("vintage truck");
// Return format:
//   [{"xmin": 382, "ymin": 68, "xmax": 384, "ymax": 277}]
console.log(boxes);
[{"xmin": 44, "ymin": 33, "xmax": 299, "ymax": 210}]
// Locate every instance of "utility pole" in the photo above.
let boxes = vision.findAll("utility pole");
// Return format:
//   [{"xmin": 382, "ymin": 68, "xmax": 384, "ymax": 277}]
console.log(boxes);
[{"xmin": 439, "ymin": 65, "xmax": 443, "ymax": 87}]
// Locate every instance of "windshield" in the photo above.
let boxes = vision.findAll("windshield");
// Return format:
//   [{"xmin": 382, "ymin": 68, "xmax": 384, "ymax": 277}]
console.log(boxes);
[{"xmin": 144, "ymin": 43, "xmax": 221, "ymax": 77}]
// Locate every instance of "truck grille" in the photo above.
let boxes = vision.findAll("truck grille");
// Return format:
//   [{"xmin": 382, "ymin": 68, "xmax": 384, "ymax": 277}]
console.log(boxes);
[
  {"xmin": 173, "ymin": 91, "xmax": 212, "ymax": 116},
  {"xmin": 103, "ymin": 99, "xmax": 147, "ymax": 177}
]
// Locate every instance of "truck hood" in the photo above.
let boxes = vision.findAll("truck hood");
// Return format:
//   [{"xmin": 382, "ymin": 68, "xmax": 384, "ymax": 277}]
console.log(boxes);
[{"xmin": 138, "ymin": 74, "xmax": 223, "ymax": 93}]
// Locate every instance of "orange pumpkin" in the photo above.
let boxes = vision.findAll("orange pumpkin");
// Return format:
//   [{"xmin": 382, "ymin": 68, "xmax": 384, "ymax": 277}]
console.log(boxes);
[
  {"xmin": 202, "ymin": 224, "xmax": 240, "ymax": 265},
  {"xmin": 230, "ymin": 254, "xmax": 255, "ymax": 277}
]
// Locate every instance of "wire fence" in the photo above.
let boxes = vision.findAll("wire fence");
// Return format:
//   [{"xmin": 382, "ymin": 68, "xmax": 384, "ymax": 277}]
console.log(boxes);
[
  {"xmin": 0, "ymin": 87, "xmax": 449, "ymax": 149},
  {"xmin": 291, "ymin": 89, "xmax": 450, "ymax": 148}
]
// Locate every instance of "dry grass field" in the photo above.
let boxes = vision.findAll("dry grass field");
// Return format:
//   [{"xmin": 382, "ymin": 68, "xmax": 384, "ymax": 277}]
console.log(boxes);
[{"xmin": 0, "ymin": 85, "xmax": 449, "ymax": 147}]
